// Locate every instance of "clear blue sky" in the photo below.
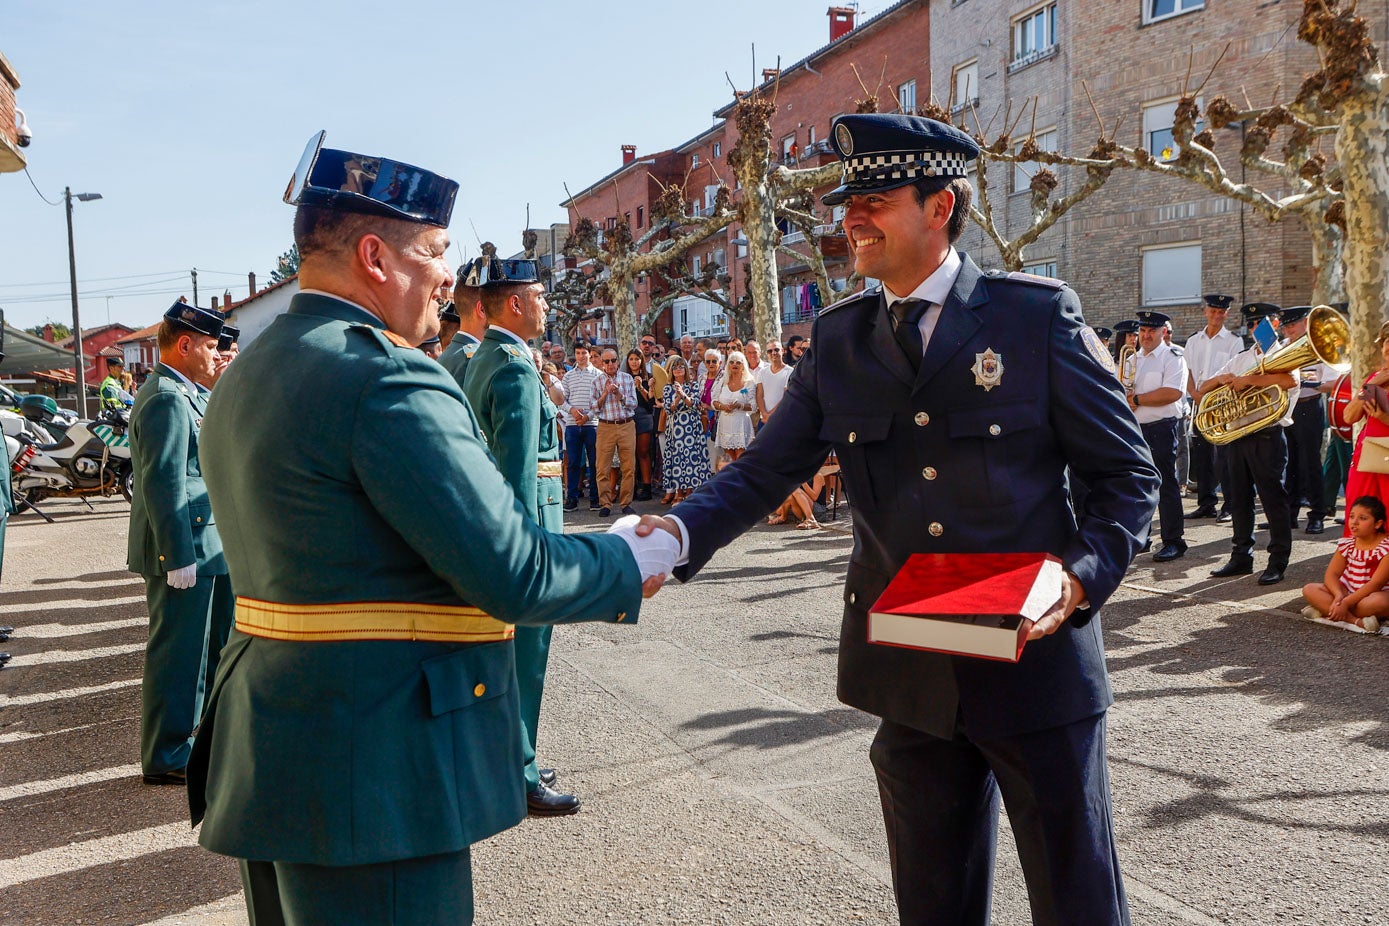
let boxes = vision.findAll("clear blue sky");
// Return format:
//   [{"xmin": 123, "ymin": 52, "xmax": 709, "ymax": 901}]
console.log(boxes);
[{"xmin": 0, "ymin": 0, "xmax": 873, "ymax": 331}]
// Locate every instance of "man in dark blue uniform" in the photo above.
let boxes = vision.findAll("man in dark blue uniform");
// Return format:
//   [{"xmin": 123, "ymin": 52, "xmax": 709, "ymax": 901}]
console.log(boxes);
[
  {"xmin": 1278, "ymin": 305, "xmax": 1331, "ymax": 534},
  {"xmin": 1200, "ymin": 303, "xmax": 1296, "ymax": 584},
  {"xmin": 637, "ymin": 114, "xmax": 1158, "ymax": 925}
]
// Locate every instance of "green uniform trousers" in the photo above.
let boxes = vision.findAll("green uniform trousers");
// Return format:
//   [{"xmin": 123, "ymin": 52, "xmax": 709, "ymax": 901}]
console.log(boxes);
[
  {"xmin": 515, "ymin": 624, "xmax": 553, "ymax": 790},
  {"xmin": 1324, "ymin": 434, "xmax": 1352, "ymax": 517},
  {"xmin": 239, "ymin": 849, "xmax": 472, "ymax": 926},
  {"xmin": 141, "ymin": 573, "xmax": 235, "ymax": 774}
]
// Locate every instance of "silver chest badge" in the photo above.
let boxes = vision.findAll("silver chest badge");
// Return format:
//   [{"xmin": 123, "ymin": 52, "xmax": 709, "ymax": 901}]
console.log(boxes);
[{"xmin": 971, "ymin": 349, "xmax": 1004, "ymax": 392}]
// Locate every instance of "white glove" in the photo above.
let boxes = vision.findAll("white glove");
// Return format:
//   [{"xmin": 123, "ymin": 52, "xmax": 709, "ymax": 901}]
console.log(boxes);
[
  {"xmin": 166, "ymin": 564, "xmax": 197, "ymax": 589},
  {"xmin": 607, "ymin": 515, "xmax": 679, "ymax": 582}
]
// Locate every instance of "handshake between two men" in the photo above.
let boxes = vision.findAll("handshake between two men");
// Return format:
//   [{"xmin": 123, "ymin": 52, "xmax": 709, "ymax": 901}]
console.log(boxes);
[{"xmin": 605, "ymin": 514, "xmax": 685, "ymax": 598}]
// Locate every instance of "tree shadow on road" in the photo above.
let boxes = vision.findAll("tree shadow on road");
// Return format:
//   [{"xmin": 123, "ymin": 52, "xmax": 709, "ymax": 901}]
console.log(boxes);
[
  {"xmin": 1102, "ymin": 595, "xmax": 1389, "ymax": 753},
  {"xmin": 678, "ymin": 705, "xmax": 875, "ymax": 749}
]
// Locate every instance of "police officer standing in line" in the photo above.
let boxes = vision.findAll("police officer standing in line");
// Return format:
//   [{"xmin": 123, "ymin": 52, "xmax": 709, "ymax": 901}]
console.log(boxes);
[
  {"xmin": 1131, "ymin": 311, "xmax": 1189, "ymax": 561},
  {"xmin": 459, "ymin": 255, "xmax": 577, "ymax": 816},
  {"xmin": 99, "ymin": 356, "xmax": 128, "ymax": 410},
  {"xmin": 187, "ymin": 134, "xmax": 676, "ymax": 925},
  {"xmin": 635, "ymin": 113, "xmax": 1158, "ymax": 925},
  {"xmin": 1182, "ymin": 294, "xmax": 1242, "ymax": 521},
  {"xmin": 1278, "ymin": 305, "xmax": 1331, "ymax": 534},
  {"xmin": 127, "ymin": 301, "xmax": 235, "ymax": 785},
  {"xmin": 1200, "ymin": 302, "xmax": 1296, "ymax": 584},
  {"xmin": 437, "ymin": 274, "xmax": 486, "ymax": 379}
]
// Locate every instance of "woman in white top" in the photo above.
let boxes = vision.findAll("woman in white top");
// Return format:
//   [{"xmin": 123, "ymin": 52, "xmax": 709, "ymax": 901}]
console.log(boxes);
[{"xmin": 713, "ymin": 350, "xmax": 756, "ymax": 468}]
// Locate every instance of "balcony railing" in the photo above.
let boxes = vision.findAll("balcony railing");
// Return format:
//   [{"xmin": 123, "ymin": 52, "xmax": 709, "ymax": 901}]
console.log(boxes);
[{"xmin": 1007, "ymin": 43, "xmax": 1058, "ymax": 73}]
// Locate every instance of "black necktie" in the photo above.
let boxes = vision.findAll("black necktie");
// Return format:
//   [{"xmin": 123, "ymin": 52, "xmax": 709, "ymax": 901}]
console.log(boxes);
[{"xmin": 891, "ymin": 298, "xmax": 929, "ymax": 373}]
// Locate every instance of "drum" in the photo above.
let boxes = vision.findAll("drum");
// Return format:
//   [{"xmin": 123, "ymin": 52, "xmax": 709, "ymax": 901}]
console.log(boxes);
[{"xmin": 1330, "ymin": 372, "xmax": 1354, "ymax": 441}]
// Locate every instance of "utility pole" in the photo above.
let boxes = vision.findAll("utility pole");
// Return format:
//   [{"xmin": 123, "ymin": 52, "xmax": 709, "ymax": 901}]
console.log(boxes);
[
  {"xmin": 191, "ymin": 267, "xmax": 199, "ymax": 306},
  {"xmin": 65, "ymin": 187, "xmax": 104, "ymax": 418}
]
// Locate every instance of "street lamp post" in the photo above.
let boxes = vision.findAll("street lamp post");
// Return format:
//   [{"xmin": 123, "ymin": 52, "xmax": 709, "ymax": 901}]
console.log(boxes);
[{"xmin": 65, "ymin": 187, "xmax": 103, "ymax": 418}]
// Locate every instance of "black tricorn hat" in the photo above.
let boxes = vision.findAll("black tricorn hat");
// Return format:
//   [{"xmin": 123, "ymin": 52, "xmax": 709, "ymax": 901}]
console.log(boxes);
[{"xmin": 162, "ymin": 301, "xmax": 224, "ymax": 339}]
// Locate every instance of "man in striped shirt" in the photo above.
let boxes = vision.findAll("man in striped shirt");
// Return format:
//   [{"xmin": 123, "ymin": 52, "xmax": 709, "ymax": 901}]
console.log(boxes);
[
  {"xmin": 594, "ymin": 348, "xmax": 639, "ymax": 516},
  {"xmin": 560, "ymin": 343, "xmax": 601, "ymax": 510}
]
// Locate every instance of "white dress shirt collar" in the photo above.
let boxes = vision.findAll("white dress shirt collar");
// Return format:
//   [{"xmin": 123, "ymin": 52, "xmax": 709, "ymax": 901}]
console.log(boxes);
[
  {"xmin": 882, "ymin": 247, "xmax": 962, "ymax": 311},
  {"xmin": 487, "ymin": 324, "xmax": 531, "ymax": 351}
]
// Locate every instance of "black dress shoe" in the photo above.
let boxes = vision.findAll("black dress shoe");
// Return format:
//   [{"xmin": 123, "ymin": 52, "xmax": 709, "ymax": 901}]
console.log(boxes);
[
  {"xmin": 1257, "ymin": 565, "xmax": 1286, "ymax": 586},
  {"xmin": 142, "ymin": 768, "xmax": 187, "ymax": 786},
  {"xmin": 527, "ymin": 783, "xmax": 581, "ymax": 817},
  {"xmin": 539, "ymin": 768, "xmax": 557, "ymax": 786},
  {"xmin": 1216, "ymin": 510, "xmax": 1233, "ymax": 523},
  {"xmin": 563, "ymin": 498, "xmax": 578, "ymax": 511},
  {"xmin": 1153, "ymin": 542, "xmax": 1187, "ymax": 562},
  {"xmin": 620, "ymin": 505, "xmax": 636, "ymax": 516},
  {"xmin": 1210, "ymin": 559, "xmax": 1254, "ymax": 577},
  {"xmin": 1184, "ymin": 507, "xmax": 1218, "ymax": 520},
  {"xmin": 1305, "ymin": 519, "xmax": 1325, "ymax": 535},
  {"xmin": 598, "ymin": 506, "xmax": 611, "ymax": 517}
]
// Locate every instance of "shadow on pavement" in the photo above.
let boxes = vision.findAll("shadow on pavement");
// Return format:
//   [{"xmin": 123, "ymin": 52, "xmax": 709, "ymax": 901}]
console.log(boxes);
[{"xmin": 679, "ymin": 705, "xmax": 876, "ymax": 749}]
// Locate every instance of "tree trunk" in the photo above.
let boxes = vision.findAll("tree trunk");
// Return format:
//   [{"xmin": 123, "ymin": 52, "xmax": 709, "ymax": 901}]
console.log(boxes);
[
  {"xmin": 1334, "ymin": 80, "xmax": 1389, "ymax": 384},
  {"xmin": 743, "ymin": 178, "xmax": 782, "ymax": 345},
  {"xmin": 1307, "ymin": 211, "xmax": 1346, "ymax": 308},
  {"xmin": 609, "ymin": 264, "xmax": 638, "ymax": 351}
]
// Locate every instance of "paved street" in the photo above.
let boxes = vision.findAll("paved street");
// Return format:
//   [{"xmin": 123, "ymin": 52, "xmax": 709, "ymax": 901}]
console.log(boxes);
[{"xmin": 1, "ymin": 494, "xmax": 1387, "ymax": 925}]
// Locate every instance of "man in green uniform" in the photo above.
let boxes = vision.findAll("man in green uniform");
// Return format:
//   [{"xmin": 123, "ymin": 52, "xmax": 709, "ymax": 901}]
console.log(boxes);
[
  {"xmin": 99, "ymin": 356, "xmax": 128, "ymax": 410},
  {"xmin": 187, "ymin": 132, "xmax": 675, "ymax": 926},
  {"xmin": 437, "ymin": 276, "xmax": 486, "ymax": 379},
  {"xmin": 459, "ymin": 255, "xmax": 577, "ymax": 815},
  {"xmin": 127, "ymin": 301, "xmax": 234, "ymax": 785}
]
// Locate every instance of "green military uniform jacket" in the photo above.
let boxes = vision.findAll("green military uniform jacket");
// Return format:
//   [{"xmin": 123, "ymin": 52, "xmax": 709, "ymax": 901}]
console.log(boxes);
[
  {"xmin": 437, "ymin": 330, "xmax": 480, "ymax": 384},
  {"xmin": 462, "ymin": 328, "xmax": 562, "ymax": 529},
  {"xmin": 127, "ymin": 364, "xmax": 226, "ymax": 576},
  {"xmin": 187, "ymin": 293, "xmax": 642, "ymax": 866}
]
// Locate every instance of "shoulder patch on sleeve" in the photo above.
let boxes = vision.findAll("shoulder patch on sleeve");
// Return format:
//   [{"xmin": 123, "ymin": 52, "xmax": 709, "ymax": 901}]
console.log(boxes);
[{"xmin": 1082, "ymin": 327, "xmax": 1116, "ymax": 373}]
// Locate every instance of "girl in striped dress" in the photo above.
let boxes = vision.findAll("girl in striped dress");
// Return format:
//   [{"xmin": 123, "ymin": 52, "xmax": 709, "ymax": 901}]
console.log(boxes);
[{"xmin": 1302, "ymin": 495, "xmax": 1389, "ymax": 632}]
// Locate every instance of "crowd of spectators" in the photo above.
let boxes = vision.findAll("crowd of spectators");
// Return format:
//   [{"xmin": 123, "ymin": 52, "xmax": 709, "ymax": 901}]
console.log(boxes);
[{"xmin": 535, "ymin": 331, "xmax": 831, "ymax": 528}]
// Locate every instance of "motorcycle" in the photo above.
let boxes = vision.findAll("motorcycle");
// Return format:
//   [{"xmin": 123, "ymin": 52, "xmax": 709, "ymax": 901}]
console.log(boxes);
[{"xmin": 10, "ymin": 409, "xmax": 134, "ymax": 507}]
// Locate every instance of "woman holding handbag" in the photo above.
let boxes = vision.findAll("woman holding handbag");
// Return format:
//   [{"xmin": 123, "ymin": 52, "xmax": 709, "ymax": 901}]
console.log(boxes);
[{"xmin": 1340, "ymin": 321, "xmax": 1389, "ymax": 537}]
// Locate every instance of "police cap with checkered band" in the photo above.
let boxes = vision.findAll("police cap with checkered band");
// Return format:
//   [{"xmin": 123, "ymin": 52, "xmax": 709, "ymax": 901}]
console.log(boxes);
[{"xmin": 821, "ymin": 114, "xmax": 980, "ymax": 206}]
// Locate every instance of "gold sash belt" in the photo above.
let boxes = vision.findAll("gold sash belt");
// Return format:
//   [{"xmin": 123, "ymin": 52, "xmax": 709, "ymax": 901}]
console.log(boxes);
[
  {"xmin": 537, "ymin": 461, "xmax": 562, "ymax": 478},
  {"xmin": 235, "ymin": 597, "xmax": 514, "ymax": 643}
]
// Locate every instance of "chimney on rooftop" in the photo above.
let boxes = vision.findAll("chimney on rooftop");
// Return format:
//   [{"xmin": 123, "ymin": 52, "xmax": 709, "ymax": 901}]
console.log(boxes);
[
  {"xmin": 223, "ymin": 290, "xmax": 232, "ymax": 308},
  {"xmin": 211, "ymin": 296, "xmax": 219, "ymax": 310},
  {"xmin": 828, "ymin": 5, "xmax": 856, "ymax": 42},
  {"xmin": 42, "ymin": 323, "xmax": 54, "ymax": 342},
  {"xmin": 621, "ymin": 144, "xmax": 637, "ymax": 165},
  {"xmin": 762, "ymin": 68, "xmax": 781, "ymax": 82},
  {"xmin": 248, "ymin": 271, "xmax": 257, "ymax": 296}
]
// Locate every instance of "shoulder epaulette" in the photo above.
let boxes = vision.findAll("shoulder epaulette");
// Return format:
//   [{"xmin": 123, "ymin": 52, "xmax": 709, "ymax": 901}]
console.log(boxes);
[
  {"xmin": 501, "ymin": 342, "xmax": 529, "ymax": 361},
  {"xmin": 817, "ymin": 285, "xmax": 881, "ymax": 317},
  {"xmin": 349, "ymin": 323, "xmax": 415, "ymax": 352},
  {"xmin": 986, "ymin": 270, "xmax": 1067, "ymax": 290}
]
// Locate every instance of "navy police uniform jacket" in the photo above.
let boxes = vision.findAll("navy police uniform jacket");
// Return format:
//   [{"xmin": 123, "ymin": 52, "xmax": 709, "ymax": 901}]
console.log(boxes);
[{"xmin": 671, "ymin": 253, "xmax": 1159, "ymax": 740}]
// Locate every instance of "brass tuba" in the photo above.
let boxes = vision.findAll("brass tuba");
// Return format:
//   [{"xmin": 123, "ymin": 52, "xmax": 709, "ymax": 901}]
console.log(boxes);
[
  {"xmin": 1117, "ymin": 345, "xmax": 1137, "ymax": 391},
  {"xmin": 1194, "ymin": 305, "xmax": 1351, "ymax": 445}
]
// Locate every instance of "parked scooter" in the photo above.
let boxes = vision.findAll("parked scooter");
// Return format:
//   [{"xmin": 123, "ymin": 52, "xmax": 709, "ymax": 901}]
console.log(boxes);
[{"xmin": 8, "ymin": 396, "xmax": 133, "ymax": 508}]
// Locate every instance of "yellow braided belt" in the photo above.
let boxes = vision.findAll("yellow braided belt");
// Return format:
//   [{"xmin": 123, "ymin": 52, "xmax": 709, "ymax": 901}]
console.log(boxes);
[{"xmin": 234, "ymin": 597, "xmax": 515, "ymax": 643}]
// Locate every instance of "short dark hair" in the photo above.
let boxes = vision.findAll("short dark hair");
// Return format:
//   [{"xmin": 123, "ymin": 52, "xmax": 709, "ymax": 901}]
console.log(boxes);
[
  {"xmin": 1351, "ymin": 495, "xmax": 1387, "ymax": 525},
  {"xmin": 910, "ymin": 176, "xmax": 973, "ymax": 244},
  {"xmin": 156, "ymin": 320, "xmax": 211, "ymax": 352},
  {"xmin": 293, "ymin": 204, "xmax": 417, "ymax": 261},
  {"xmin": 479, "ymin": 285, "xmax": 529, "ymax": 319}
]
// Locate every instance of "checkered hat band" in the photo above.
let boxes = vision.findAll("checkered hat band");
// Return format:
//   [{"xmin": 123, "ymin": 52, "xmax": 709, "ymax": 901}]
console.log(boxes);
[{"xmin": 844, "ymin": 151, "xmax": 969, "ymax": 181}]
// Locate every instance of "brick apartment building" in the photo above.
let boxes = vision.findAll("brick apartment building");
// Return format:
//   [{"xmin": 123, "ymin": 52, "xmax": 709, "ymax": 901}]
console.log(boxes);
[
  {"xmin": 931, "ymin": 0, "xmax": 1374, "ymax": 336},
  {"xmin": 564, "ymin": 0, "xmax": 1360, "ymax": 350},
  {"xmin": 0, "ymin": 49, "xmax": 25, "ymax": 173},
  {"xmin": 563, "ymin": 1, "xmax": 931, "ymax": 347}
]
